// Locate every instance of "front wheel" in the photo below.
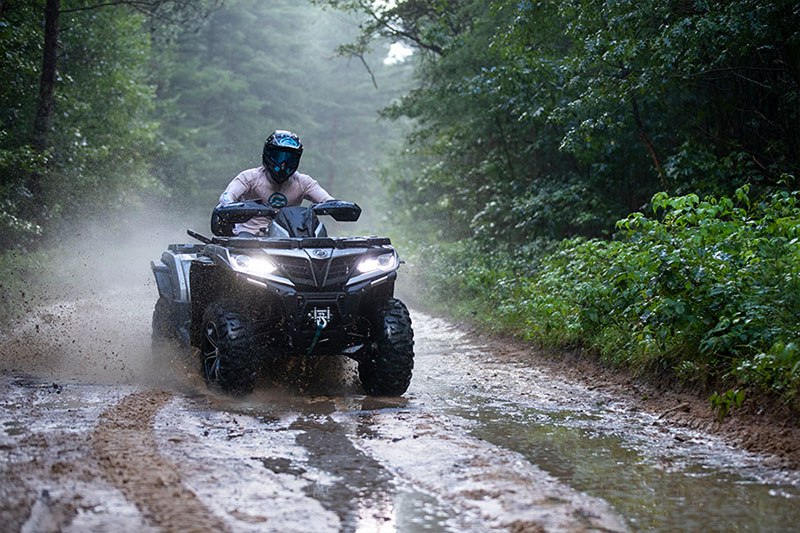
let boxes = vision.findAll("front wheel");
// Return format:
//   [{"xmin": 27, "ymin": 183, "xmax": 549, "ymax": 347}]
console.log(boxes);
[
  {"xmin": 359, "ymin": 299, "xmax": 414, "ymax": 396},
  {"xmin": 200, "ymin": 302, "xmax": 258, "ymax": 395}
]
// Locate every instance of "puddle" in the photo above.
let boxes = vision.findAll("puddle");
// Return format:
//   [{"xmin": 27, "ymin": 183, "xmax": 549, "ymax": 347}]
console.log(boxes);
[
  {"xmin": 155, "ymin": 389, "xmax": 464, "ymax": 532},
  {"xmin": 408, "ymin": 313, "xmax": 800, "ymax": 531},
  {"xmin": 256, "ymin": 456, "xmax": 308, "ymax": 476},
  {"xmin": 2, "ymin": 421, "xmax": 26, "ymax": 437},
  {"xmin": 289, "ymin": 408, "xmax": 463, "ymax": 532},
  {"xmin": 461, "ymin": 401, "xmax": 800, "ymax": 531}
]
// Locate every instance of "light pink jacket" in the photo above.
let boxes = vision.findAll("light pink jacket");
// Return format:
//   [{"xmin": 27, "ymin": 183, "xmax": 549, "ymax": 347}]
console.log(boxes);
[{"xmin": 219, "ymin": 167, "xmax": 334, "ymax": 234}]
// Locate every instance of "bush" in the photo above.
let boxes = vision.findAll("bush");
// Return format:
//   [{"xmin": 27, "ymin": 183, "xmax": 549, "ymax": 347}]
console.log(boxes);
[{"xmin": 411, "ymin": 187, "xmax": 800, "ymax": 406}]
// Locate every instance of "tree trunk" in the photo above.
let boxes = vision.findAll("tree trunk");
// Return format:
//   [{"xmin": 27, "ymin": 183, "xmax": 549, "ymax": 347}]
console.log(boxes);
[
  {"xmin": 494, "ymin": 115, "xmax": 517, "ymax": 183},
  {"xmin": 32, "ymin": 0, "xmax": 61, "ymax": 153},
  {"xmin": 27, "ymin": 0, "xmax": 60, "ymax": 211}
]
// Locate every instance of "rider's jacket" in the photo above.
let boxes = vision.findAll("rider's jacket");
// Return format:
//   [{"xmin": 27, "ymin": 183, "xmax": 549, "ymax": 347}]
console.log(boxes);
[{"xmin": 219, "ymin": 166, "xmax": 333, "ymax": 235}]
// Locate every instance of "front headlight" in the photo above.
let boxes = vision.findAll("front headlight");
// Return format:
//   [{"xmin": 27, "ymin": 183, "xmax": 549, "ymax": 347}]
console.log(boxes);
[
  {"xmin": 232, "ymin": 254, "xmax": 277, "ymax": 277},
  {"xmin": 356, "ymin": 252, "xmax": 397, "ymax": 274}
]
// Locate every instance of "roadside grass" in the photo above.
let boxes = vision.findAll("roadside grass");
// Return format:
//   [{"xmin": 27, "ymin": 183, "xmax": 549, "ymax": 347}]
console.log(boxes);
[{"xmin": 408, "ymin": 187, "xmax": 800, "ymax": 416}]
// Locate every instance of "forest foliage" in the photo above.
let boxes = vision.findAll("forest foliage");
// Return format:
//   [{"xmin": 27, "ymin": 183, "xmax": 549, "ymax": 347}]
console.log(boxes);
[
  {"xmin": 323, "ymin": 0, "xmax": 800, "ymax": 407},
  {"xmin": 326, "ymin": 0, "xmax": 799, "ymax": 243},
  {"xmin": 419, "ymin": 188, "xmax": 800, "ymax": 409},
  {"xmin": 0, "ymin": 0, "xmax": 408, "ymax": 253},
  {"xmin": 0, "ymin": 0, "xmax": 408, "ymax": 318}
]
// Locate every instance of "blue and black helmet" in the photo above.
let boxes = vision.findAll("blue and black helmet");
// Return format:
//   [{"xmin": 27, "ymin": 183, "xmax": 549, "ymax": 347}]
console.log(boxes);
[{"xmin": 262, "ymin": 130, "xmax": 303, "ymax": 184}]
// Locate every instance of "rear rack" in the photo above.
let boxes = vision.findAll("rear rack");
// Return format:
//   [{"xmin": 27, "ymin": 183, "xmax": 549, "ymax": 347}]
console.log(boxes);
[{"xmin": 168, "ymin": 243, "xmax": 205, "ymax": 254}]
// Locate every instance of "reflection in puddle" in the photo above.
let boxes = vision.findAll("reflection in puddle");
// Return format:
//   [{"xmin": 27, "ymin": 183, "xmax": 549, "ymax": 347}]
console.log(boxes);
[
  {"xmin": 408, "ymin": 311, "xmax": 800, "ymax": 531},
  {"xmin": 289, "ymin": 412, "xmax": 459, "ymax": 532},
  {"xmin": 214, "ymin": 389, "xmax": 460, "ymax": 532},
  {"xmin": 454, "ymin": 396, "xmax": 800, "ymax": 531}
]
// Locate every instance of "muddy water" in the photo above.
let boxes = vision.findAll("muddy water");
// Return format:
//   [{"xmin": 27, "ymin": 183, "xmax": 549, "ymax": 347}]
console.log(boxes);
[
  {"xmin": 186, "ymin": 370, "xmax": 625, "ymax": 531},
  {"xmin": 408, "ymin": 315, "xmax": 800, "ymax": 531},
  {"xmin": 468, "ymin": 409, "xmax": 797, "ymax": 531},
  {"xmin": 1, "ymin": 288, "xmax": 798, "ymax": 531}
]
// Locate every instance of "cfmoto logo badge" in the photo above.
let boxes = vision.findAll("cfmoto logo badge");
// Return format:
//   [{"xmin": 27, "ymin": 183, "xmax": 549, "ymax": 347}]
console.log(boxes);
[{"xmin": 312, "ymin": 249, "xmax": 328, "ymax": 258}]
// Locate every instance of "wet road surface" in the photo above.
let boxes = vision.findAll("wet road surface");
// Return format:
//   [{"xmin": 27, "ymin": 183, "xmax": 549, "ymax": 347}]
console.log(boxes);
[{"xmin": 1, "ymin": 289, "xmax": 798, "ymax": 531}]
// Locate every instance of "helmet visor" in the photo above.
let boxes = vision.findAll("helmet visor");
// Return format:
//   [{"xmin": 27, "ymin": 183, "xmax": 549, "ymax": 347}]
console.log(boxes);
[{"xmin": 266, "ymin": 148, "xmax": 300, "ymax": 169}]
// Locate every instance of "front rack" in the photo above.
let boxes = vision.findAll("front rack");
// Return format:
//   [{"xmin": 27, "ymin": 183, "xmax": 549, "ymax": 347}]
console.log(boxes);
[{"xmin": 187, "ymin": 230, "xmax": 390, "ymax": 250}]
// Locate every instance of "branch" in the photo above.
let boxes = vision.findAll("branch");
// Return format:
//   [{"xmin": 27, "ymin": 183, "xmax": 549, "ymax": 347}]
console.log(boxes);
[
  {"xmin": 61, "ymin": 0, "xmax": 221, "ymax": 27},
  {"xmin": 630, "ymin": 95, "xmax": 666, "ymax": 188},
  {"xmin": 356, "ymin": 0, "xmax": 444, "ymax": 56},
  {"xmin": 658, "ymin": 402, "xmax": 690, "ymax": 419},
  {"xmin": 356, "ymin": 53, "xmax": 378, "ymax": 89},
  {"xmin": 61, "ymin": 1, "xmax": 130, "ymax": 12},
  {"xmin": 685, "ymin": 66, "xmax": 788, "ymax": 78}
]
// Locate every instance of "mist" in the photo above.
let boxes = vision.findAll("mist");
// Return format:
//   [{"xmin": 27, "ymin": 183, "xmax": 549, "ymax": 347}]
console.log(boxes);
[
  {"xmin": 152, "ymin": 0, "xmax": 413, "ymax": 231},
  {"xmin": 0, "ymin": 205, "xmax": 200, "ymax": 382},
  {"xmin": 0, "ymin": 0, "xmax": 413, "ymax": 384}
]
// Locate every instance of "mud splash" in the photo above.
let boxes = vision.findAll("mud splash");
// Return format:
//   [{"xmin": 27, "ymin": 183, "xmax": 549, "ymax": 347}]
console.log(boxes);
[{"xmin": 0, "ymin": 206, "xmax": 199, "ymax": 385}]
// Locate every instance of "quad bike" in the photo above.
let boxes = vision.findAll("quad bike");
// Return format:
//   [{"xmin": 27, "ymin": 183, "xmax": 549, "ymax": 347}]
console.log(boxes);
[{"xmin": 150, "ymin": 199, "xmax": 414, "ymax": 396}]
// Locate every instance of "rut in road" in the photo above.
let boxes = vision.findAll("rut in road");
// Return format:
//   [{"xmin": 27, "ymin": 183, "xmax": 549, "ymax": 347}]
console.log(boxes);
[{"xmin": 91, "ymin": 390, "xmax": 231, "ymax": 532}]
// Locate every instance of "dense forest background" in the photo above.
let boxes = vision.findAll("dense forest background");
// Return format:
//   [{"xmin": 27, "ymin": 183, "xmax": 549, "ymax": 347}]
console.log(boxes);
[
  {"xmin": 322, "ymin": 0, "xmax": 798, "ymax": 245},
  {"xmin": 0, "ymin": 0, "xmax": 409, "ymax": 251},
  {"xmin": 2, "ymin": 0, "xmax": 799, "ymax": 409},
  {"xmin": 321, "ymin": 0, "xmax": 800, "ymax": 410}
]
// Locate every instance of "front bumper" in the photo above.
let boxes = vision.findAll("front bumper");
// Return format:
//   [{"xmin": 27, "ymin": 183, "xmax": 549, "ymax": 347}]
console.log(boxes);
[{"xmin": 241, "ymin": 270, "xmax": 397, "ymax": 356}]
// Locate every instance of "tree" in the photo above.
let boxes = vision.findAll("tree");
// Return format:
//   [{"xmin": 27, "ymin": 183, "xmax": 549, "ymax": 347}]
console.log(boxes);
[
  {"xmin": 31, "ymin": 0, "xmax": 220, "ymax": 163},
  {"xmin": 31, "ymin": 0, "xmax": 58, "ymax": 155},
  {"xmin": 323, "ymin": 0, "xmax": 800, "ymax": 249},
  {"xmin": 0, "ymin": 0, "xmax": 220, "ymax": 249}
]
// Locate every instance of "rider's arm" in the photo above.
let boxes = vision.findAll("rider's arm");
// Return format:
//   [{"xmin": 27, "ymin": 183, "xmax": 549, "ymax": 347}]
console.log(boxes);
[
  {"xmin": 301, "ymin": 175, "xmax": 335, "ymax": 204},
  {"xmin": 218, "ymin": 171, "xmax": 250, "ymax": 206}
]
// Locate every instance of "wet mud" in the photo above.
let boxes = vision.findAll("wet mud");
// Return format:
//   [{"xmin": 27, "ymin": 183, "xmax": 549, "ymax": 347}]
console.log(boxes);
[
  {"xmin": 1, "ymin": 285, "xmax": 798, "ymax": 531},
  {"xmin": 483, "ymin": 338, "xmax": 800, "ymax": 472},
  {"xmin": 0, "ymin": 377, "xmax": 150, "ymax": 532},
  {"xmin": 92, "ymin": 390, "xmax": 231, "ymax": 532}
]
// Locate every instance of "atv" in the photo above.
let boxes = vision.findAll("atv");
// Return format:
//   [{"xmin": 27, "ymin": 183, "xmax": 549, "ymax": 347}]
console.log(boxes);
[{"xmin": 150, "ymin": 199, "xmax": 414, "ymax": 396}]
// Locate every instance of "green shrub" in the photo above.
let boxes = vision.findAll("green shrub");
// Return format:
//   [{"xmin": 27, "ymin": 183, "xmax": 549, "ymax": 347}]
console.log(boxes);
[{"xmin": 411, "ymin": 186, "xmax": 800, "ymax": 406}]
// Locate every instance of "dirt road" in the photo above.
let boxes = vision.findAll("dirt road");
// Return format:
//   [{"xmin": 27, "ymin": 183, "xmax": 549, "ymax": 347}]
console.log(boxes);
[{"xmin": 1, "ymin": 286, "xmax": 798, "ymax": 531}]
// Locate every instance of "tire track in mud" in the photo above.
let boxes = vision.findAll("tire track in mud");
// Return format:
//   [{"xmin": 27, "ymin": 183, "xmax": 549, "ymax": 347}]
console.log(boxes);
[{"xmin": 91, "ymin": 390, "xmax": 231, "ymax": 532}]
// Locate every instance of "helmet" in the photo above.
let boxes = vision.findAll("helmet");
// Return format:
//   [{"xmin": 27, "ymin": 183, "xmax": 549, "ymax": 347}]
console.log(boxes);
[{"xmin": 262, "ymin": 130, "xmax": 303, "ymax": 184}]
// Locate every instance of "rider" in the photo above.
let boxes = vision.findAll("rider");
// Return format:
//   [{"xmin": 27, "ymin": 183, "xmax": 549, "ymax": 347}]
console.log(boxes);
[{"xmin": 218, "ymin": 130, "xmax": 334, "ymax": 236}]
